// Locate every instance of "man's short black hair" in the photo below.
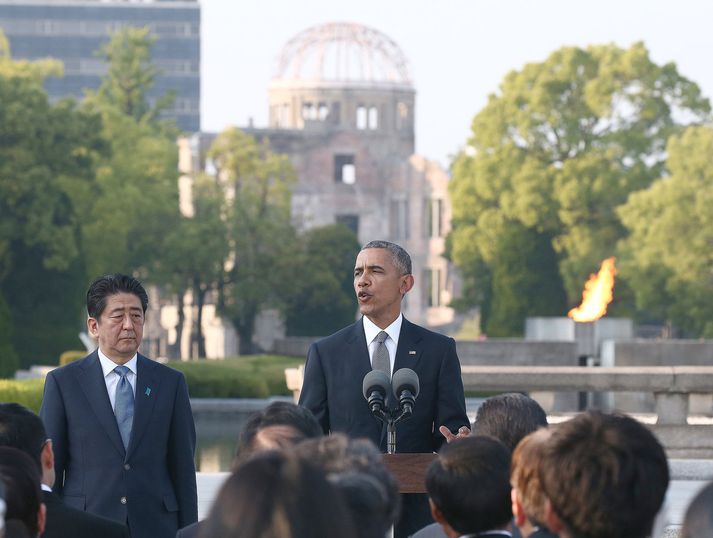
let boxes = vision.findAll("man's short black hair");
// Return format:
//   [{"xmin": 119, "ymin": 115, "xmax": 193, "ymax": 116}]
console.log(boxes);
[
  {"xmin": 0, "ymin": 447, "xmax": 43, "ymax": 535},
  {"xmin": 0, "ymin": 403, "xmax": 45, "ymax": 470},
  {"xmin": 473, "ymin": 392, "xmax": 548, "ymax": 451},
  {"xmin": 234, "ymin": 402, "xmax": 322, "ymax": 465},
  {"xmin": 86, "ymin": 273, "xmax": 149, "ymax": 318},
  {"xmin": 540, "ymin": 411, "xmax": 669, "ymax": 538},
  {"xmin": 426, "ymin": 436, "xmax": 512, "ymax": 535},
  {"xmin": 361, "ymin": 240, "xmax": 412, "ymax": 275}
]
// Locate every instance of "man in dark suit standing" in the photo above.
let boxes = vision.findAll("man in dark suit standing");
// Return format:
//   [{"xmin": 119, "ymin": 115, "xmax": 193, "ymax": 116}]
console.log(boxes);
[
  {"xmin": 40, "ymin": 274, "xmax": 198, "ymax": 538},
  {"xmin": 0, "ymin": 403, "xmax": 129, "ymax": 538},
  {"xmin": 299, "ymin": 240, "xmax": 470, "ymax": 537}
]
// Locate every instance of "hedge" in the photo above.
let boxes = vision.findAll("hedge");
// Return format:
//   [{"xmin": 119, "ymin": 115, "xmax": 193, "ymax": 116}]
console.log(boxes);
[
  {"xmin": 0, "ymin": 378, "xmax": 45, "ymax": 413},
  {"xmin": 0, "ymin": 355, "xmax": 304, "ymax": 407}
]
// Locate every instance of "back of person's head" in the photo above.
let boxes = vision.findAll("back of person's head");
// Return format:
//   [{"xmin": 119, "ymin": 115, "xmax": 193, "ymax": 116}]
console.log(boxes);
[
  {"xmin": 510, "ymin": 428, "xmax": 552, "ymax": 532},
  {"xmin": 200, "ymin": 450, "xmax": 357, "ymax": 538},
  {"xmin": 233, "ymin": 402, "xmax": 322, "ymax": 468},
  {"xmin": 682, "ymin": 481, "xmax": 713, "ymax": 538},
  {"xmin": 86, "ymin": 273, "xmax": 149, "ymax": 318},
  {"xmin": 0, "ymin": 404, "xmax": 46, "ymax": 469},
  {"xmin": 0, "ymin": 448, "xmax": 44, "ymax": 537},
  {"xmin": 473, "ymin": 392, "xmax": 548, "ymax": 451},
  {"xmin": 295, "ymin": 434, "xmax": 400, "ymax": 538},
  {"xmin": 540, "ymin": 411, "xmax": 669, "ymax": 538},
  {"xmin": 426, "ymin": 436, "xmax": 512, "ymax": 536}
]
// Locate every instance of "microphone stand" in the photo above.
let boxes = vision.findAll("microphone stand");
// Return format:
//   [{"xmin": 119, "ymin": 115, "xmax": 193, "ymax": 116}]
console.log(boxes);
[{"xmin": 374, "ymin": 397, "xmax": 413, "ymax": 454}]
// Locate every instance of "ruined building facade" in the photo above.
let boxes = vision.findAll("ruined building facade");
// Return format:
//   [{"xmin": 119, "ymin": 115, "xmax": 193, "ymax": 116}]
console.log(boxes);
[{"xmin": 168, "ymin": 22, "xmax": 458, "ymax": 357}]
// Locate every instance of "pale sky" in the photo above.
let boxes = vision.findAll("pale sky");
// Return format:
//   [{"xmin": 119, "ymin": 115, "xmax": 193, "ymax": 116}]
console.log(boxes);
[{"xmin": 200, "ymin": 0, "xmax": 713, "ymax": 166}]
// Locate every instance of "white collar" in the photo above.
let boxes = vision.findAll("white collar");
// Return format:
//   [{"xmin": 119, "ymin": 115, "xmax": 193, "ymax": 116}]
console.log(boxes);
[
  {"xmin": 98, "ymin": 348, "xmax": 138, "ymax": 378},
  {"xmin": 363, "ymin": 314, "xmax": 402, "ymax": 346}
]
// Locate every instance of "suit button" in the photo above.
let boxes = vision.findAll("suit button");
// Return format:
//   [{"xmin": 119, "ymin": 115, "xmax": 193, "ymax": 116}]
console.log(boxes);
[
  {"xmin": 120, "ymin": 496, "xmax": 127, "ymax": 504},
  {"xmin": 124, "ymin": 464, "xmax": 131, "ymax": 470}
]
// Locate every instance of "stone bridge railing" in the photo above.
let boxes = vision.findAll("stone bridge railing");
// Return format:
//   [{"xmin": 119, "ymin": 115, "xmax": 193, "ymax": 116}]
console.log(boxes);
[{"xmin": 461, "ymin": 365, "xmax": 713, "ymax": 459}]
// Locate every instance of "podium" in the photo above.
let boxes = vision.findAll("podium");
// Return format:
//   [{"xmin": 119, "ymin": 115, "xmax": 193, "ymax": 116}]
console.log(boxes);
[{"xmin": 382, "ymin": 453, "xmax": 437, "ymax": 493}]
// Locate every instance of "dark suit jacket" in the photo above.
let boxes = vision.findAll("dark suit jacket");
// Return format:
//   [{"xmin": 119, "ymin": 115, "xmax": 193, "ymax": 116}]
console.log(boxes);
[
  {"xmin": 40, "ymin": 351, "xmax": 198, "ymax": 538},
  {"xmin": 43, "ymin": 490, "xmax": 130, "ymax": 538},
  {"xmin": 299, "ymin": 316, "xmax": 469, "ymax": 453}
]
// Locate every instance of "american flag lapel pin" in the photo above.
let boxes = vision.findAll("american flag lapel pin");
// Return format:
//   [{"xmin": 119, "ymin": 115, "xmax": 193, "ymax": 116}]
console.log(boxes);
[
  {"xmin": 409, "ymin": 350, "xmax": 416, "ymax": 355},
  {"xmin": 145, "ymin": 387, "xmax": 152, "ymax": 396}
]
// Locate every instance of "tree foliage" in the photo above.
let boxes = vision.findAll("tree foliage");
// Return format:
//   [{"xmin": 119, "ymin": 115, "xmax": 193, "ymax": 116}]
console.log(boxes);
[
  {"xmin": 618, "ymin": 126, "xmax": 713, "ymax": 336},
  {"xmin": 208, "ymin": 128, "xmax": 297, "ymax": 354},
  {"xmin": 284, "ymin": 224, "xmax": 360, "ymax": 337},
  {"xmin": 449, "ymin": 42, "xmax": 710, "ymax": 335}
]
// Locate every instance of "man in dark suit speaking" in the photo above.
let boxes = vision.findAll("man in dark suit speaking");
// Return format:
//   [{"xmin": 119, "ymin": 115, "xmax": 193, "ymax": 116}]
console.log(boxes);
[
  {"xmin": 299, "ymin": 240, "xmax": 470, "ymax": 537},
  {"xmin": 40, "ymin": 274, "xmax": 198, "ymax": 538}
]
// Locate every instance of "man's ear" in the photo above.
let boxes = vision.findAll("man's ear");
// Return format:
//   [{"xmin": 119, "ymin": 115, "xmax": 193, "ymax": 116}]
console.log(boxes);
[
  {"xmin": 87, "ymin": 317, "xmax": 99, "ymax": 338},
  {"xmin": 400, "ymin": 274, "xmax": 414, "ymax": 296},
  {"xmin": 429, "ymin": 498, "xmax": 446, "ymax": 525},
  {"xmin": 511, "ymin": 488, "xmax": 527, "ymax": 527},
  {"xmin": 41, "ymin": 439, "xmax": 54, "ymax": 472},
  {"xmin": 544, "ymin": 498, "xmax": 566, "ymax": 534},
  {"xmin": 37, "ymin": 502, "xmax": 47, "ymax": 535}
]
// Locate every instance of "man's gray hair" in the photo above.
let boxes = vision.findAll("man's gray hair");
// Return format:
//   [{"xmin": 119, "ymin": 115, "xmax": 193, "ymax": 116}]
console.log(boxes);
[{"xmin": 362, "ymin": 240, "xmax": 412, "ymax": 275}]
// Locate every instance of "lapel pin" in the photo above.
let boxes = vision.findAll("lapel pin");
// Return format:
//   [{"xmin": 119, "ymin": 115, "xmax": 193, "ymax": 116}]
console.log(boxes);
[
  {"xmin": 145, "ymin": 387, "xmax": 151, "ymax": 396},
  {"xmin": 409, "ymin": 350, "xmax": 416, "ymax": 355}
]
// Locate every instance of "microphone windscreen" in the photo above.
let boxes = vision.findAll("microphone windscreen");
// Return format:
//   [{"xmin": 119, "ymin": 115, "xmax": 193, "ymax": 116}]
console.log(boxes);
[
  {"xmin": 392, "ymin": 368, "xmax": 419, "ymax": 399},
  {"xmin": 362, "ymin": 370, "xmax": 391, "ymax": 400}
]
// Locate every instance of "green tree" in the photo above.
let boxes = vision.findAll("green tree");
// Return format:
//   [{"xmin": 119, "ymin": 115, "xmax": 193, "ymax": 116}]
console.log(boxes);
[
  {"xmin": 94, "ymin": 26, "xmax": 174, "ymax": 124},
  {"xmin": 450, "ymin": 42, "xmax": 710, "ymax": 334},
  {"xmin": 157, "ymin": 175, "xmax": 228, "ymax": 358},
  {"xmin": 0, "ymin": 31, "xmax": 104, "ymax": 368},
  {"xmin": 284, "ymin": 224, "xmax": 360, "ymax": 337},
  {"xmin": 618, "ymin": 125, "xmax": 713, "ymax": 336},
  {"xmin": 208, "ymin": 128, "xmax": 297, "ymax": 354}
]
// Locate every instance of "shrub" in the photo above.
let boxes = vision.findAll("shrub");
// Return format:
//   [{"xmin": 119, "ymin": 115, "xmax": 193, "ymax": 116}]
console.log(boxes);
[
  {"xmin": 59, "ymin": 350, "xmax": 86, "ymax": 366},
  {"xmin": 0, "ymin": 378, "xmax": 45, "ymax": 413}
]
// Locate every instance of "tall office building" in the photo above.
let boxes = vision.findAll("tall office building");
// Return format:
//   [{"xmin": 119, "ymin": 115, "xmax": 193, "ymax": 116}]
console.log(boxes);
[{"xmin": 0, "ymin": 0, "xmax": 200, "ymax": 132}]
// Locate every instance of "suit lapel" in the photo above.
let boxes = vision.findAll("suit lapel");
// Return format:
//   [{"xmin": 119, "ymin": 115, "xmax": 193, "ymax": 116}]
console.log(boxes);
[
  {"xmin": 76, "ymin": 352, "xmax": 126, "ymax": 458},
  {"xmin": 346, "ymin": 318, "xmax": 372, "ymax": 373},
  {"xmin": 394, "ymin": 317, "xmax": 424, "ymax": 373},
  {"xmin": 126, "ymin": 354, "xmax": 160, "ymax": 460}
]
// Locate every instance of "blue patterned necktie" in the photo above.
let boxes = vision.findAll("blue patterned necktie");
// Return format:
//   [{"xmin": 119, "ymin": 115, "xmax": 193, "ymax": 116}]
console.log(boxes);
[
  {"xmin": 113, "ymin": 365, "xmax": 134, "ymax": 450},
  {"xmin": 373, "ymin": 331, "xmax": 391, "ymax": 379}
]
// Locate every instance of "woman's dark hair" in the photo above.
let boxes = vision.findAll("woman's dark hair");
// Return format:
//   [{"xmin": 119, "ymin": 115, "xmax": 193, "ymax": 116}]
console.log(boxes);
[
  {"xmin": 0, "ymin": 447, "xmax": 42, "ymax": 536},
  {"xmin": 200, "ymin": 450, "xmax": 357, "ymax": 538}
]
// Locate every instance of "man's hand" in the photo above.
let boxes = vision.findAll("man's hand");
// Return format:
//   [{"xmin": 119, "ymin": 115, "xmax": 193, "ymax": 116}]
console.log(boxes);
[{"xmin": 439, "ymin": 425, "xmax": 471, "ymax": 443}]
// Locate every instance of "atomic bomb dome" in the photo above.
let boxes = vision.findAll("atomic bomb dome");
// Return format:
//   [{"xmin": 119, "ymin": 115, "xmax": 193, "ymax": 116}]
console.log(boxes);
[{"xmin": 270, "ymin": 22, "xmax": 413, "ymax": 90}]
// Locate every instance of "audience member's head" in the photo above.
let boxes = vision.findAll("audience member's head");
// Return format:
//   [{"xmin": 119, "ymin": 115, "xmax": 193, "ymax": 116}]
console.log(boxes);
[
  {"xmin": 200, "ymin": 450, "xmax": 357, "ymax": 538},
  {"xmin": 473, "ymin": 393, "xmax": 548, "ymax": 451},
  {"xmin": 540, "ymin": 411, "xmax": 669, "ymax": 538},
  {"xmin": 681, "ymin": 481, "xmax": 713, "ymax": 538},
  {"xmin": 510, "ymin": 428, "xmax": 554, "ymax": 537},
  {"xmin": 426, "ymin": 436, "xmax": 512, "ymax": 538},
  {"xmin": 233, "ymin": 402, "xmax": 322, "ymax": 468},
  {"xmin": 295, "ymin": 434, "xmax": 400, "ymax": 538},
  {"xmin": 0, "ymin": 404, "xmax": 54, "ymax": 488},
  {"xmin": 0, "ymin": 448, "xmax": 45, "ymax": 538}
]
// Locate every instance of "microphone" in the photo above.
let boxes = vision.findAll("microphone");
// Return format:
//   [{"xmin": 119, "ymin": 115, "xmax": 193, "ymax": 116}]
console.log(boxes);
[
  {"xmin": 362, "ymin": 370, "xmax": 391, "ymax": 415},
  {"xmin": 392, "ymin": 368, "xmax": 419, "ymax": 416}
]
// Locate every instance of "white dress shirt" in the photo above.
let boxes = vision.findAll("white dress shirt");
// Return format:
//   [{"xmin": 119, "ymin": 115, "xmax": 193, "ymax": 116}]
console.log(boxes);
[
  {"xmin": 363, "ymin": 314, "xmax": 402, "ymax": 376},
  {"xmin": 98, "ymin": 348, "xmax": 137, "ymax": 411}
]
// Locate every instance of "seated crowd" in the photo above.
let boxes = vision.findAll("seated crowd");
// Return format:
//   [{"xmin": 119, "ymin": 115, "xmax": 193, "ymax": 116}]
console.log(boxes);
[{"xmin": 0, "ymin": 395, "xmax": 710, "ymax": 538}]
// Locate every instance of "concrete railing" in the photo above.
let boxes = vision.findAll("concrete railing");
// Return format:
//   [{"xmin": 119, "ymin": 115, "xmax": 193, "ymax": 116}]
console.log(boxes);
[{"xmin": 461, "ymin": 365, "xmax": 713, "ymax": 459}]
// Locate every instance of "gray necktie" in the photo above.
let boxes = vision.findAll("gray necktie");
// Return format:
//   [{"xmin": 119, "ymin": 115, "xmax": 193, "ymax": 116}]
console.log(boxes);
[
  {"xmin": 114, "ymin": 365, "xmax": 134, "ymax": 450},
  {"xmin": 372, "ymin": 331, "xmax": 391, "ymax": 379}
]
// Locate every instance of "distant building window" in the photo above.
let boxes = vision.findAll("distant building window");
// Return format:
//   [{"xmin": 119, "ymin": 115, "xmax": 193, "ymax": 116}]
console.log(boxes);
[
  {"xmin": 390, "ymin": 199, "xmax": 409, "ymax": 240},
  {"xmin": 423, "ymin": 268, "xmax": 442, "ymax": 307},
  {"xmin": 368, "ymin": 106, "xmax": 378, "ymax": 129},
  {"xmin": 336, "ymin": 215, "xmax": 359, "ymax": 236},
  {"xmin": 424, "ymin": 198, "xmax": 444, "ymax": 238},
  {"xmin": 356, "ymin": 106, "xmax": 368, "ymax": 129},
  {"xmin": 318, "ymin": 102, "xmax": 329, "ymax": 120},
  {"xmin": 302, "ymin": 102, "xmax": 317, "ymax": 120},
  {"xmin": 334, "ymin": 154, "xmax": 356, "ymax": 184},
  {"xmin": 397, "ymin": 102, "xmax": 409, "ymax": 130}
]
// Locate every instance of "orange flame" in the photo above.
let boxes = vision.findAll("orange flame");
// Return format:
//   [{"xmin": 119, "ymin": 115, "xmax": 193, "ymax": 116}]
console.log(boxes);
[{"xmin": 568, "ymin": 257, "xmax": 617, "ymax": 322}]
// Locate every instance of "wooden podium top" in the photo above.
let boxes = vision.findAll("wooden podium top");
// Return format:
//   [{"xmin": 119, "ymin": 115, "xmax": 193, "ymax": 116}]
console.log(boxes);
[{"xmin": 382, "ymin": 453, "xmax": 437, "ymax": 494}]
